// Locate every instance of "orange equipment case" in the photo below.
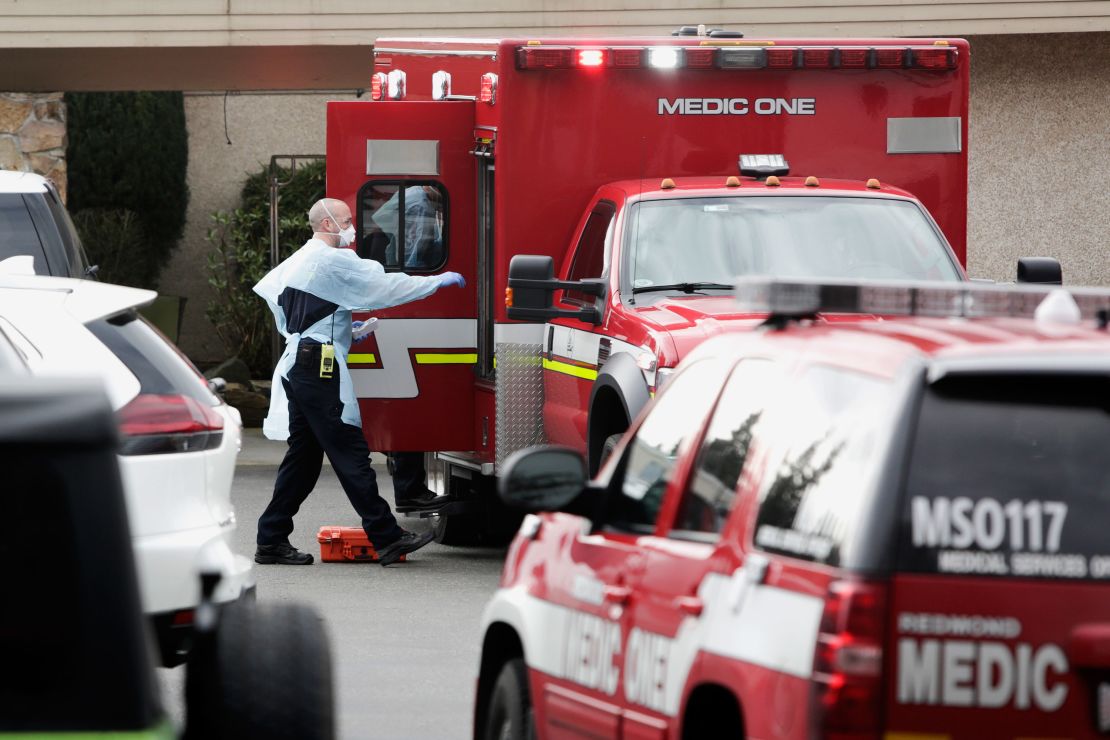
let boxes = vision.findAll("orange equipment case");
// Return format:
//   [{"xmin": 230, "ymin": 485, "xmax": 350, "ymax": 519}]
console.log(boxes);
[{"xmin": 316, "ymin": 526, "xmax": 404, "ymax": 563}]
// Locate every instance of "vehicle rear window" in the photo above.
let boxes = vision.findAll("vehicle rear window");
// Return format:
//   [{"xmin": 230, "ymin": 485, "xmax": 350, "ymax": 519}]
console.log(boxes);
[
  {"xmin": 0, "ymin": 195, "xmax": 48, "ymax": 273},
  {"xmin": 898, "ymin": 374, "xmax": 1110, "ymax": 580},
  {"xmin": 87, "ymin": 312, "xmax": 218, "ymax": 406}
]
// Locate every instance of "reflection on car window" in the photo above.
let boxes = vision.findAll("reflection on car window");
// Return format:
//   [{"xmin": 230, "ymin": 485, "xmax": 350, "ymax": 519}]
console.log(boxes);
[
  {"xmin": 674, "ymin": 359, "xmax": 776, "ymax": 537},
  {"xmin": 0, "ymin": 196, "xmax": 47, "ymax": 273},
  {"xmin": 753, "ymin": 365, "xmax": 890, "ymax": 565},
  {"xmin": 359, "ymin": 182, "xmax": 447, "ymax": 272},
  {"xmin": 626, "ymin": 196, "xmax": 960, "ymax": 293},
  {"xmin": 606, "ymin": 360, "xmax": 730, "ymax": 533}
]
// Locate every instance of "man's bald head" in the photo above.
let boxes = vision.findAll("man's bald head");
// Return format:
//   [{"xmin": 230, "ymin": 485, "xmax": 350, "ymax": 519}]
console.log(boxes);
[{"xmin": 308, "ymin": 198, "xmax": 351, "ymax": 233}]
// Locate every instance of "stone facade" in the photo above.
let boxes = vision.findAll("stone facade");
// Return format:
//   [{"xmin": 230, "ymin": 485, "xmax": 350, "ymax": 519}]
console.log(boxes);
[{"xmin": 0, "ymin": 92, "xmax": 66, "ymax": 201}]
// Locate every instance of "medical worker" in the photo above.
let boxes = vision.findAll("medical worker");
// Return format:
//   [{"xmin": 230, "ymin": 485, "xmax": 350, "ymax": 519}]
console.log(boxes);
[{"xmin": 253, "ymin": 197, "xmax": 465, "ymax": 566}]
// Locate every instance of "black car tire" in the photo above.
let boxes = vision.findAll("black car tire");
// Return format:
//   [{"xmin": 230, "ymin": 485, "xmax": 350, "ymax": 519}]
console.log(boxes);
[
  {"xmin": 187, "ymin": 601, "xmax": 334, "ymax": 740},
  {"xmin": 483, "ymin": 658, "xmax": 534, "ymax": 740}
]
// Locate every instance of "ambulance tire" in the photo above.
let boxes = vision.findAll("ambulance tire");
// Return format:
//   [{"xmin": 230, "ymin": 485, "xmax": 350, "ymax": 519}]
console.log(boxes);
[
  {"xmin": 599, "ymin": 433, "xmax": 623, "ymax": 469},
  {"xmin": 432, "ymin": 510, "xmax": 483, "ymax": 547},
  {"xmin": 483, "ymin": 658, "xmax": 535, "ymax": 740},
  {"xmin": 187, "ymin": 601, "xmax": 335, "ymax": 740}
]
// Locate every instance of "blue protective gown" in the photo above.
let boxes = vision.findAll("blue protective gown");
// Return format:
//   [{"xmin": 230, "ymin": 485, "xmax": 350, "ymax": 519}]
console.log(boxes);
[{"xmin": 254, "ymin": 238, "xmax": 440, "ymax": 440}]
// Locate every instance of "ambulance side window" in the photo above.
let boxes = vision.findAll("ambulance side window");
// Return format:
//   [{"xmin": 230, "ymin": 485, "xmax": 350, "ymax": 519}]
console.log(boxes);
[
  {"xmin": 357, "ymin": 180, "xmax": 448, "ymax": 273},
  {"xmin": 672, "ymin": 358, "xmax": 775, "ymax": 539},
  {"xmin": 752, "ymin": 365, "xmax": 890, "ymax": 566},
  {"xmin": 604, "ymin": 360, "xmax": 729, "ymax": 534},
  {"xmin": 563, "ymin": 201, "xmax": 615, "ymax": 306}
]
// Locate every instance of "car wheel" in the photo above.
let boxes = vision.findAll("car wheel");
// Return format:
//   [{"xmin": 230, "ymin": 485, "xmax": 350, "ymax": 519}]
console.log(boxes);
[
  {"xmin": 186, "ymin": 601, "xmax": 334, "ymax": 740},
  {"xmin": 483, "ymin": 658, "xmax": 534, "ymax": 740},
  {"xmin": 432, "ymin": 509, "xmax": 484, "ymax": 546}
]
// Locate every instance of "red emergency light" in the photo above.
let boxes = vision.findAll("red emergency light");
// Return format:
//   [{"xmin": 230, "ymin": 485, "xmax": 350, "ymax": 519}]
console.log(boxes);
[
  {"xmin": 912, "ymin": 46, "xmax": 958, "ymax": 70},
  {"xmin": 577, "ymin": 49, "xmax": 606, "ymax": 67},
  {"xmin": 370, "ymin": 72, "xmax": 386, "ymax": 101},
  {"xmin": 479, "ymin": 73, "xmax": 498, "ymax": 104}
]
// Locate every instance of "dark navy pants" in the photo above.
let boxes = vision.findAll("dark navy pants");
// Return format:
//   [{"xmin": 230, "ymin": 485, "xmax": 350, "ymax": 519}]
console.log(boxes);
[
  {"xmin": 389, "ymin": 451, "xmax": 428, "ymax": 500},
  {"xmin": 257, "ymin": 343, "xmax": 403, "ymax": 549}
]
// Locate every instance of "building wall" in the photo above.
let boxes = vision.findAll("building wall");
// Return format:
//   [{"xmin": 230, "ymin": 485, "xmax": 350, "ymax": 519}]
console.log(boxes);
[
  {"xmin": 0, "ymin": 92, "xmax": 67, "ymax": 201},
  {"xmin": 966, "ymin": 32, "xmax": 1109, "ymax": 285},
  {"xmin": 169, "ymin": 31, "xmax": 1110, "ymax": 363},
  {"xmin": 166, "ymin": 90, "xmax": 360, "ymax": 362}
]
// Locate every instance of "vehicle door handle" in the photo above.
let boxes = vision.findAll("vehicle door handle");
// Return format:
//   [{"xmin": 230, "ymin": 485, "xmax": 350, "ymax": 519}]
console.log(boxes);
[
  {"xmin": 603, "ymin": 585, "xmax": 632, "ymax": 604},
  {"xmin": 671, "ymin": 595, "xmax": 703, "ymax": 617}
]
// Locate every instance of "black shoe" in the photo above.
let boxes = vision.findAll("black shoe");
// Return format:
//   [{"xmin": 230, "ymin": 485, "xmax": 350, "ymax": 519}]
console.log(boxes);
[
  {"xmin": 255, "ymin": 543, "xmax": 314, "ymax": 565},
  {"xmin": 395, "ymin": 488, "xmax": 450, "ymax": 512},
  {"xmin": 377, "ymin": 530, "xmax": 434, "ymax": 566}
]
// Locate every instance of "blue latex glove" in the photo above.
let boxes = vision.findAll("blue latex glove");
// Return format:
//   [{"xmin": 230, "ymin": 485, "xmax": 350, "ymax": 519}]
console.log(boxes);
[{"xmin": 438, "ymin": 272, "xmax": 466, "ymax": 289}]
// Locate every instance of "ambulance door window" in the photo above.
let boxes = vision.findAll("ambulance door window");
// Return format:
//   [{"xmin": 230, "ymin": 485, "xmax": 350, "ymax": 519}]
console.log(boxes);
[
  {"xmin": 672, "ymin": 358, "xmax": 776, "ymax": 539},
  {"xmin": 604, "ymin": 359, "xmax": 729, "ymax": 534},
  {"xmin": 563, "ymin": 201, "xmax": 615, "ymax": 306},
  {"xmin": 357, "ymin": 180, "xmax": 448, "ymax": 273}
]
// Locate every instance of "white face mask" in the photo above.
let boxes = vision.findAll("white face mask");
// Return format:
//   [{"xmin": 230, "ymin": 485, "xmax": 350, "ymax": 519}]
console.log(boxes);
[{"xmin": 322, "ymin": 202, "xmax": 356, "ymax": 247}]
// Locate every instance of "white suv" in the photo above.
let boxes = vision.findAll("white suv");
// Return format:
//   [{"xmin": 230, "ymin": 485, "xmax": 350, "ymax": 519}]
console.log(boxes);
[{"xmin": 0, "ymin": 270, "xmax": 255, "ymax": 665}]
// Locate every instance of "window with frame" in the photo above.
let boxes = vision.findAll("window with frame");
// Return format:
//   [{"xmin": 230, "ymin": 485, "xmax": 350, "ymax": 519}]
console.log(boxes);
[
  {"xmin": 563, "ymin": 201, "xmax": 615, "ymax": 306},
  {"xmin": 357, "ymin": 181, "xmax": 448, "ymax": 272},
  {"xmin": 752, "ymin": 364, "xmax": 891, "ymax": 566},
  {"xmin": 672, "ymin": 358, "xmax": 776, "ymax": 538},
  {"xmin": 603, "ymin": 359, "xmax": 730, "ymax": 533}
]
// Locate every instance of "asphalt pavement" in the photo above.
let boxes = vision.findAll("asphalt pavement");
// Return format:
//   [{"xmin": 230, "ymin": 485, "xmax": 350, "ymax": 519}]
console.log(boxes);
[{"xmin": 159, "ymin": 429, "xmax": 508, "ymax": 740}]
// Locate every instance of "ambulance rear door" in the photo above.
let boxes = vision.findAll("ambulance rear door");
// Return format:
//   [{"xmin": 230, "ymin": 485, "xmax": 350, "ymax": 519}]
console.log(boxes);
[{"xmin": 327, "ymin": 100, "xmax": 478, "ymax": 452}]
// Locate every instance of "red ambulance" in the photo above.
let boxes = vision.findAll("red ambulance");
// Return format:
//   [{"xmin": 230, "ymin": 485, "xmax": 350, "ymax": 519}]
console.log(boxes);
[
  {"xmin": 480, "ymin": 278, "xmax": 1110, "ymax": 739},
  {"xmin": 325, "ymin": 30, "xmax": 1052, "ymax": 543}
]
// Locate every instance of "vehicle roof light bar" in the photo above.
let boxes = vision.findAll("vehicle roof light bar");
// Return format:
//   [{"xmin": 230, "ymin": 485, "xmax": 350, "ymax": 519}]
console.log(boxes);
[
  {"xmin": 514, "ymin": 45, "xmax": 958, "ymax": 71},
  {"xmin": 734, "ymin": 277, "xmax": 1110, "ymax": 322}
]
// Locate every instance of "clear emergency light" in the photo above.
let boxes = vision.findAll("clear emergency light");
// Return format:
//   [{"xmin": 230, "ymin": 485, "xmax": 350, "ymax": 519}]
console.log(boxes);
[
  {"xmin": 387, "ymin": 69, "xmax": 406, "ymax": 100},
  {"xmin": 739, "ymin": 154, "xmax": 790, "ymax": 178},
  {"xmin": 734, "ymin": 277, "xmax": 1110, "ymax": 323},
  {"xmin": 432, "ymin": 70, "xmax": 452, "ymax": 100},
  {"xmin": 515, "ymin": 44, "xmax": 957, "ymax": 71}
]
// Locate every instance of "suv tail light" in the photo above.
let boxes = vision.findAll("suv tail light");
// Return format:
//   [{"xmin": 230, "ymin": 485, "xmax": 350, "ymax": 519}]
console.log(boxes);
[
  {"xmin": 811, "ymin": 579, "xmax": 888, "ymax": 739},
  {"xmin": 118, "ymin": 394, "xmax": 224, "ymax": 455}
]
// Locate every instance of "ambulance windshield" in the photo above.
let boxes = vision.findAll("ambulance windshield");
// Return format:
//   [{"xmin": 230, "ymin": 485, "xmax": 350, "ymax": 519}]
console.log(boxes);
[{"xmin": 626, "ymin": 196, "xmax": 961, "ymax": 294}]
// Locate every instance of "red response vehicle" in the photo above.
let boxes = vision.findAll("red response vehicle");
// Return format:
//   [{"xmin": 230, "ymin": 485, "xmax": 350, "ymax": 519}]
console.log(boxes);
[
  {"xmin": 480, "ymin": 279, "xmax": 1110, "ymax": 740},
  {"xmin": 324, "ymin": 30, "xmax": 1045, "ymax": 542}
]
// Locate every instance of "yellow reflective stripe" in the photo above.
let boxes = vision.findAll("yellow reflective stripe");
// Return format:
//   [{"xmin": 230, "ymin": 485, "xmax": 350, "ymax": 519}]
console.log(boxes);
[
  {"xmin": 347, "ymin": 353, "xmax": 377, "ymax": 364},
  {"xmin": 543, "ymin": 358, "xmax": 598, "ymax": 381},
  {"xmin": 415, "ymin": 353, "xmax": 478, "ymax": 364}
]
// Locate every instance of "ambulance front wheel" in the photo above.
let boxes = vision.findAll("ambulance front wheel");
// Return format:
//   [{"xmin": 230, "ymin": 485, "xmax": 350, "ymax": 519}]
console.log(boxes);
[{"xmin": 482, "ymin": 658, "xmax": 534, "ymax": 740}]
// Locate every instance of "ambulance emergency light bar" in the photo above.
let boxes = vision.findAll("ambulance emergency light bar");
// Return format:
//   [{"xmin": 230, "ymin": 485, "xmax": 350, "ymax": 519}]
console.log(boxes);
[
  {"xmin": 515, "ymin": 44, "xmax": 958, "ymax": 71},
  {"xmin": 734, "ymin": 277, "xmax": 1110, "ymax": 323}
]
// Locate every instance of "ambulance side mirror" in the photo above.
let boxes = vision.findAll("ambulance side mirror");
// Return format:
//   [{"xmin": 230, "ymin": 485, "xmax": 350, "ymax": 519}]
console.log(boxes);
[
  {"xmin": 1017, "ymin": 257, "xmax": 1062, "ymax": 285},
  {"xmin": 507, "ymin": 255, "xmax": 604, "ymax": 324},
  {"xmin": 498, "ymin": 445, "xmax": 588, "ymax": 513}
]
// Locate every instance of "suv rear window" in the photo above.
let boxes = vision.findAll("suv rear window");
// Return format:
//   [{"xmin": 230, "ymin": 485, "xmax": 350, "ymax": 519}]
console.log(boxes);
[
  {"xmin": 0, "ymin": 195, "xmax": 47, "ymax": 273},
  {"xmin": 898, "ymin": 374, "xmax": 1110, "ymax": 580},
  {"xmin": 87, "ymin": 312, "xmax": 218, "ymax": 407}
]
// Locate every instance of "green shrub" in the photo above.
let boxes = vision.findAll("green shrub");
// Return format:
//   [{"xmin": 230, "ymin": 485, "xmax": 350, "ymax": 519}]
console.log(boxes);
[
  {"xmin": 70, "ymin": 208, "xmax": 150, "ymax": 288},
  {"xmin": 65, "ymin": 91, "xmax": 189, "ymax": 287},
  {"xmin": 206, "ymin": 160, "xmax": 325, "ymax": 376}
]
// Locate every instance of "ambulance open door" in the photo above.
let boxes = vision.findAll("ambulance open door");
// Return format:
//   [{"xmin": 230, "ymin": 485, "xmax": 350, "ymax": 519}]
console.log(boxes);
[{"xmin": 327, "ymin": 100, "xmax": 478, "ymax": 452}]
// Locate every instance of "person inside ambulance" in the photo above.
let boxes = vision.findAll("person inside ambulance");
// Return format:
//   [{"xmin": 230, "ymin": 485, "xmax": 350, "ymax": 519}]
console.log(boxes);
[
  {"xmin": 253, "ymin": 197, "xmax": 465, "ymax": 567},
  {"xmin": 370, "ymin": 185, "xmax": 445, "ymax": 271}
]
